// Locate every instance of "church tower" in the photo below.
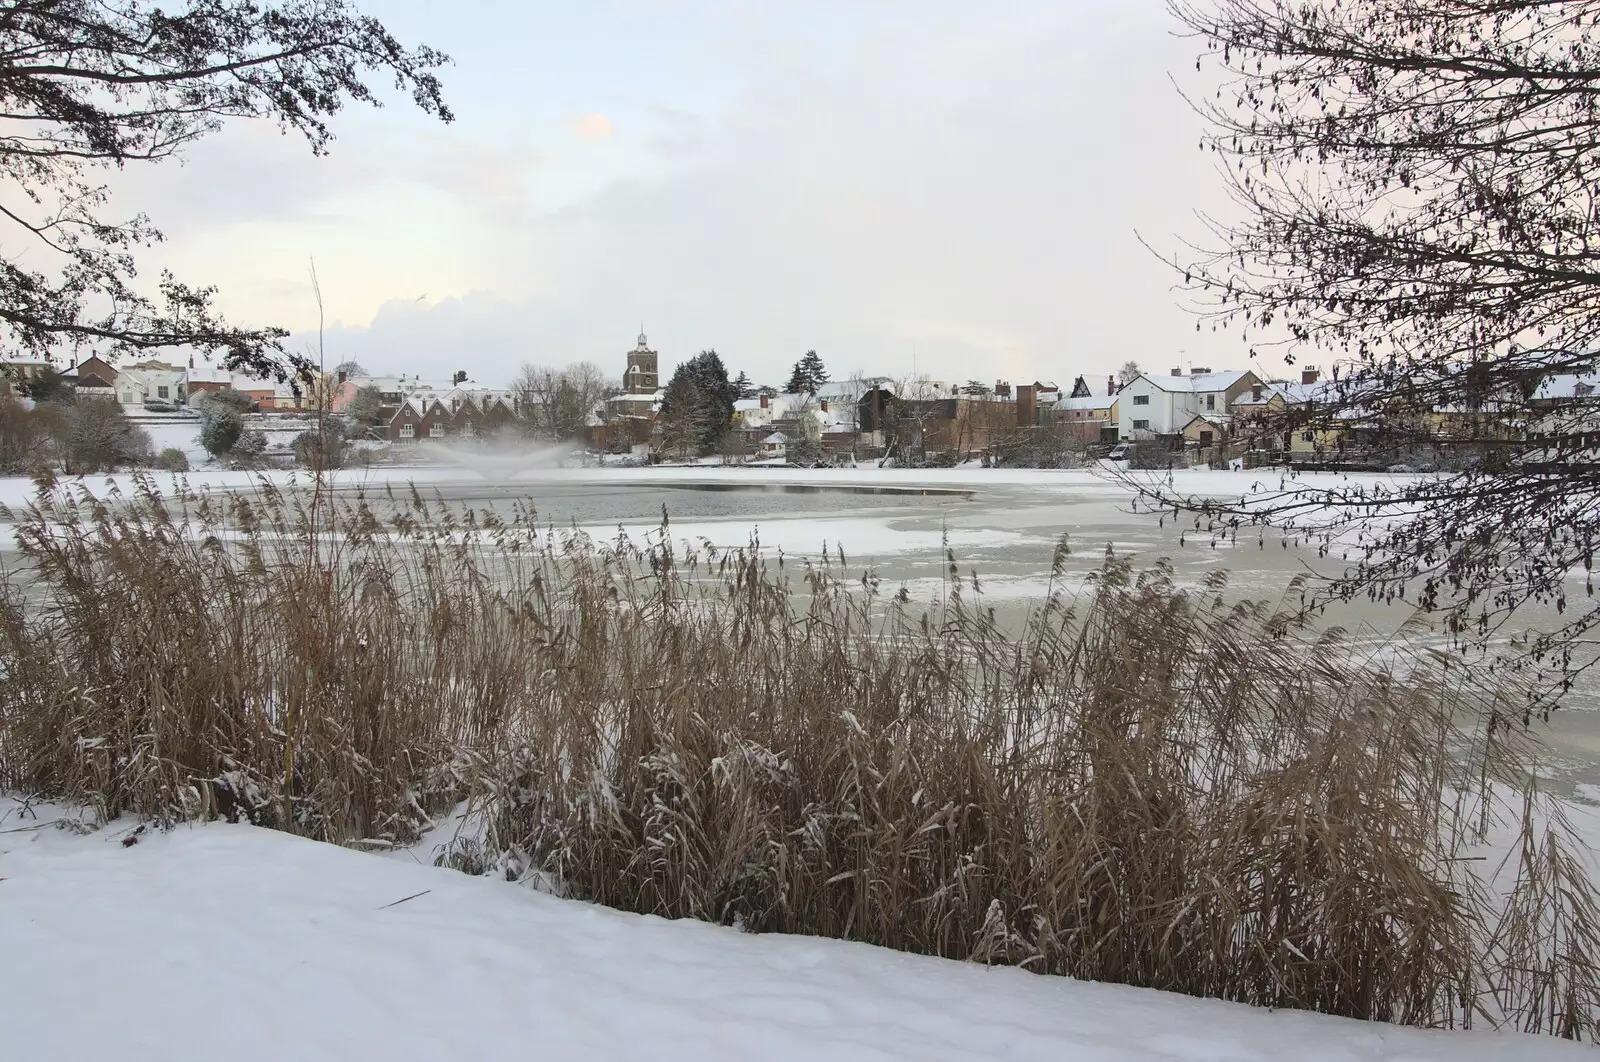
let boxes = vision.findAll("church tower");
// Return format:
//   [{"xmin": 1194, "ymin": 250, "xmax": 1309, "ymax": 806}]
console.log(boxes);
[{"xmin": 624, "ymin": 331, "xmax": 659, "ymax": 394}]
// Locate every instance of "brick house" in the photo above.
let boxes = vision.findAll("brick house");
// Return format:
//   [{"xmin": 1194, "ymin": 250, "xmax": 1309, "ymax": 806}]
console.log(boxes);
[
  {"xmin": 480, "ymin": 394, "xmax": 517, "ymax": 434},
  {"xmin": 388, "ymin": 397, "xmax": 456, "ymax": 443},
  {"xmin": 449, "ymin": 394, "xmax": 484, "ymax": 437}
]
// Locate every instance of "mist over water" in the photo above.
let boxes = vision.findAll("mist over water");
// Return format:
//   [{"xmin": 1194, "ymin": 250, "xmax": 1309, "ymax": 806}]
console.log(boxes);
[{"xmin": 423, "ymin": 439, "xmax": 594, "ymax": 486}]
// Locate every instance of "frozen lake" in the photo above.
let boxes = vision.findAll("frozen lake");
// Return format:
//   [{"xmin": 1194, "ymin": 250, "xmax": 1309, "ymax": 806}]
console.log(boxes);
[{"xmin": 6, "ymin": 462, "xmax": 1599, "ymax": 791}]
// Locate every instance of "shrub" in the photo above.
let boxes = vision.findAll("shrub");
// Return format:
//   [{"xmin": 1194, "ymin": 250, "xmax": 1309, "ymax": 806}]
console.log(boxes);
[
  {"xmin": 294, "ymin": 420, "xmax": 348, "ymax": 471},
  {"xmin": 233, "ymin": 429, "xmax": 266, "ymax": 462},
  {"xmin": 200, "ymin": 408, "xmax": 243, "ymax": 457},
  {"xmin": 0, "ymin": 482, "xmax": 1593, "ymax": 1038},
  {"xmin": 195, "ymin": 388, "xmax": 253, "ymax": 416},
  {"xmin": 0, "ymin": 397, "xmax": 50, "ymax": 474},
  {"xmin": 156, "ymin": 447, "xmax": 189, "ymax": 472},
  {"xmin": 52, "ymin": 399, "xmax": 150, "ymax": 472}
]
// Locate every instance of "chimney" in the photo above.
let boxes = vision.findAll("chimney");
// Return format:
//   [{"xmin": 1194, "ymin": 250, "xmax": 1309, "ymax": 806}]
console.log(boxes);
[
  {"xmin": 759, "ymin": 393, "xmax": 769, "ymax": 409},
  {"xmin": 1107, "ymin": 375, "xmax": 1115, "ymax": 396},
  {"xmin": 1172, "ymin": 367, "xmax": 1182, "ymax": 377},
  {"xmin": 1251, "ymin": 383, "xmax": 1262, "ymax": 401},
  {"xmin": 820, "ymin": 398, "xmax": 829, "ymax": 412},
  {"xmin": 1302, "ymin": 367, "xmax": 1320, "ymax": 385},
  {"xmin": 337, "ymin": 370, "xmax": 348, "ymax": 386}
]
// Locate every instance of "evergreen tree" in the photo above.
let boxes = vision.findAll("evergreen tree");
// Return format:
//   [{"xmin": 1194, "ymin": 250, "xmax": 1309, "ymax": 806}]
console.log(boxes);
[
  {"xmin": 660, "ymin": 350, "xmax": 737, "ymax": 454},
  {"xmin": 784, "ymin": 350, "xmax": 830, "ymax": 395},
  {"xmin": 200, "ymin": 409, "xmax": 243, "ymax": 457},
  {"xmin": 15, "ymin": 366, "xmax": 74, "ymax": 404},
  {"xmin": 732, "ymin": 371, "xmax": 756, "ymax": 400},
  {"xmin": 801, "ymin": 350, "xmax": 829, "ymax": 391}
]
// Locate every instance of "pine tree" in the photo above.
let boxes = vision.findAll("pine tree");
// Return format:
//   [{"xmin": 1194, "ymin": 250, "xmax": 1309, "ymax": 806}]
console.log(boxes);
[
  {"xmin": 732, "ymin": 371, "xmax": 756, "ymax": 400},
  {"xmin": 801, "ymin": 350, "xmax": 829, "ymax": 391},
  {"xmin": 660, "ymin": 350, "xmax": 737, "ymax": 455},
  {"xmin": 785, "ymin": 350, "xmax": 830, "ymax": 395}
]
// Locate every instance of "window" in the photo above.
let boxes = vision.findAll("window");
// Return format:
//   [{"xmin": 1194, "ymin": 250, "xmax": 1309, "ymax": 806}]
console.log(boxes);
[
  {"xmin": 1199, "ymin": 431, "xmax": 1214, "ymax": 447},
  {"xmin": 1301, "ymin": 431, "xmax": 1315, "ymax": 442},
  {"xmin": 1205, "ymin": 394, "xmax": 1215, "ymax": 410},
  {"xmin": 1132, "ymin": 394, "xmax": 1150, "ymax": 406},
  {"xmin": 158, "ymin": 386, "xmax": 170, "ymax": 399},
  {"xmin": 430, "ymin": 422, "xmax": 444, "ymax": 438},
  {"xmin": 462, "ymin": 422, "xmax": 475, "ymax": 437},
  {"xmin": 1132, "ymin": 419, "xmax": 1150, "ymax": 430},
  {"xmin": 400, "ymin": 423, "xmax": 414, "ymax": 439}
]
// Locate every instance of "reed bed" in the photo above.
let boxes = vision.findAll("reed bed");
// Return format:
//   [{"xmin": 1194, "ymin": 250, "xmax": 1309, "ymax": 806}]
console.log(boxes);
[{"xmin": 0, "ymin": 472, "xmax": 1594, "ymax": 1038}]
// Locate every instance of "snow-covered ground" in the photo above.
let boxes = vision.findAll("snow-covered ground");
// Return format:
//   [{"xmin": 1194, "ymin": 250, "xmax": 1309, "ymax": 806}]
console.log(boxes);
[{"xmin": 0, "ymin": 800, "xmax": 1583, "ymax": 1062}]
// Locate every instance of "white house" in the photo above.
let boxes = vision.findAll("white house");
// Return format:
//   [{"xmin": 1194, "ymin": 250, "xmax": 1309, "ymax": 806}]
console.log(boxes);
[
  {"xmin": 1118, "ymin": 369, "xmax": 1260, "ymax": 441},
  {"xmin": 116, "ymin": 359, "xmax": 187, "ymax": 407}
]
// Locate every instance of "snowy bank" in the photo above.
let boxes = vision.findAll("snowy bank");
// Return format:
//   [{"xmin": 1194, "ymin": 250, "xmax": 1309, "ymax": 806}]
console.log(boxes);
[{"xmin": 0, "ymin": 803, "xmax": 1582, "ymax": 1062}]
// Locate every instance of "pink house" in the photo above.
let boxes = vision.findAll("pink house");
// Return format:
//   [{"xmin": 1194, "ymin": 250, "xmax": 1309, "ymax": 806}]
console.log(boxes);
[{"xmin": 329, "ymin": 379, "xmax": 361, "ymax": 414}]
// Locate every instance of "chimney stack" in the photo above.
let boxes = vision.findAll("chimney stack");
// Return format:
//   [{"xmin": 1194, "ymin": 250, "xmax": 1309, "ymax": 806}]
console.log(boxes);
[
  {"xmin": 1302, "ymin": 367, "xmax": 1320, "ymax": 386},
  {"xmin": 1251, "ymin": 383, "xmax": 1262, "ymax": 401},
  {"xmin": 1107, "ymin": 375, "xmax": 1116, "ymax": 396},
  {"xmin": 820, "ymin": 398, "xmax": 829, "ymax": 413},
  {"xmin": 759, "ymin": 393, "xmax": 769, "ymax": 409},
  {"xmin": 1172, "ymin": 366, "xmax": 1182, "ymax": 377}
]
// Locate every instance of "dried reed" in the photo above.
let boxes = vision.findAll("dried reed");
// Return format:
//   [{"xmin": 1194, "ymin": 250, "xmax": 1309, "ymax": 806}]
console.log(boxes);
[{"xmin": 0, "ymin": 472, "xmax": 1592, "ymax": 1037}]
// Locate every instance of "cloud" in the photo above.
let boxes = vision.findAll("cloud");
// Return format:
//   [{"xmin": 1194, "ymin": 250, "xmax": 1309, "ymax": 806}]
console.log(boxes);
[
  {"xmin": 570, "ymin": 113, "xmax": 616, "ymax": 142},
  {"xmin": 106, "ymin": 1, "xmax": 1266, "ymax": 389}
]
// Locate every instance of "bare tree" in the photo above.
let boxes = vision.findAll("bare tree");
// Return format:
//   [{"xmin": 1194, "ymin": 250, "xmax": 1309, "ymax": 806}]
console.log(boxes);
[
  {"xmin": 513, "ymin": 361, "xmax": 616, "ymax": 442},
  {"xmin": 1151, "ymin": 0, "xmax": 1600, "ymax": 695},
  {"xmin": 1118, "ymin": 361, "xmax": 1142, "ymax": 387},
  {"xmin": 883, "ymin": 376, "xmax": 953, "ymax": 466}
]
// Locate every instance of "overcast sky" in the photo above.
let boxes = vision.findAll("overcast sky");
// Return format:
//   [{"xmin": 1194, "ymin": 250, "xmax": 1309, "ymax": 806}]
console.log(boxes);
[{"xmin": 113, "ymin": 0, "xmax": 1260, "ymax": 389}]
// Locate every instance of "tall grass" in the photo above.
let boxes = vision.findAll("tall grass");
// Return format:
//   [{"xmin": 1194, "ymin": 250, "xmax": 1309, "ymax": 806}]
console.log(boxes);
[{"xmin": 0, "ymin": 471, "xmax": 1594, "ymax": 1037}]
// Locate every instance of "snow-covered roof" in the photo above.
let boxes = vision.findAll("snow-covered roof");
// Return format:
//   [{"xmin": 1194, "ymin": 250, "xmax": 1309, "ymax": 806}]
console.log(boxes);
[
  {"xmin": 608, "ymin": 389, "xmax": 662, "ymax": 404},
  {"xmin": 1052, "ymin": 395, "xmax": 1112, "ymax": 412},
  {"xmin": 734, "ymin": 398, "xmax": 765, "ymax": 412},
  {"xmin": 761, "ymin": 432, "xmax": 788, "ymax": 445},
  {"xmin": 185, "ymin": 366, "xmax": 232, "ymax": 384},
  {"xmin": 1232, "ymin": 379, "xmax": 1339, "ymax": 407},
  {"xmin": 1142, "ymin": 370, "xmax": 1251, "ymax": 394},
  {"xmin": 1533, "ymin": 372, "xmax": 1600, "ymax": 402},
  {"xmin": 351, "ymin": 375, "xmax": 406, "ymax": 391}
]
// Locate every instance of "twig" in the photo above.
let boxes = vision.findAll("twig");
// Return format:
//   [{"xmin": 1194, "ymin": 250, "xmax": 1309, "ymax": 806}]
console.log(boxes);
[{"xmin": 377, "ymin": 888, "xmax": 431, "ymax": 910}]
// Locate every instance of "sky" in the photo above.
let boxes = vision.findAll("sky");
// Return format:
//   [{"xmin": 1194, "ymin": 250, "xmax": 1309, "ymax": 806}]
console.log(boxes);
[{"xmin": 110, "ymin": 0, "xmax": 1259, "ymax": 390}]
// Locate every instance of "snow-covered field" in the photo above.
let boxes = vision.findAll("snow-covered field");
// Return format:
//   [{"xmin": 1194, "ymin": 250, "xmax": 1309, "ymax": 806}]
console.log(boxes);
[{"xmin": 0, "ymin": 799, "xmax": 1583, "ymax": 1062}]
